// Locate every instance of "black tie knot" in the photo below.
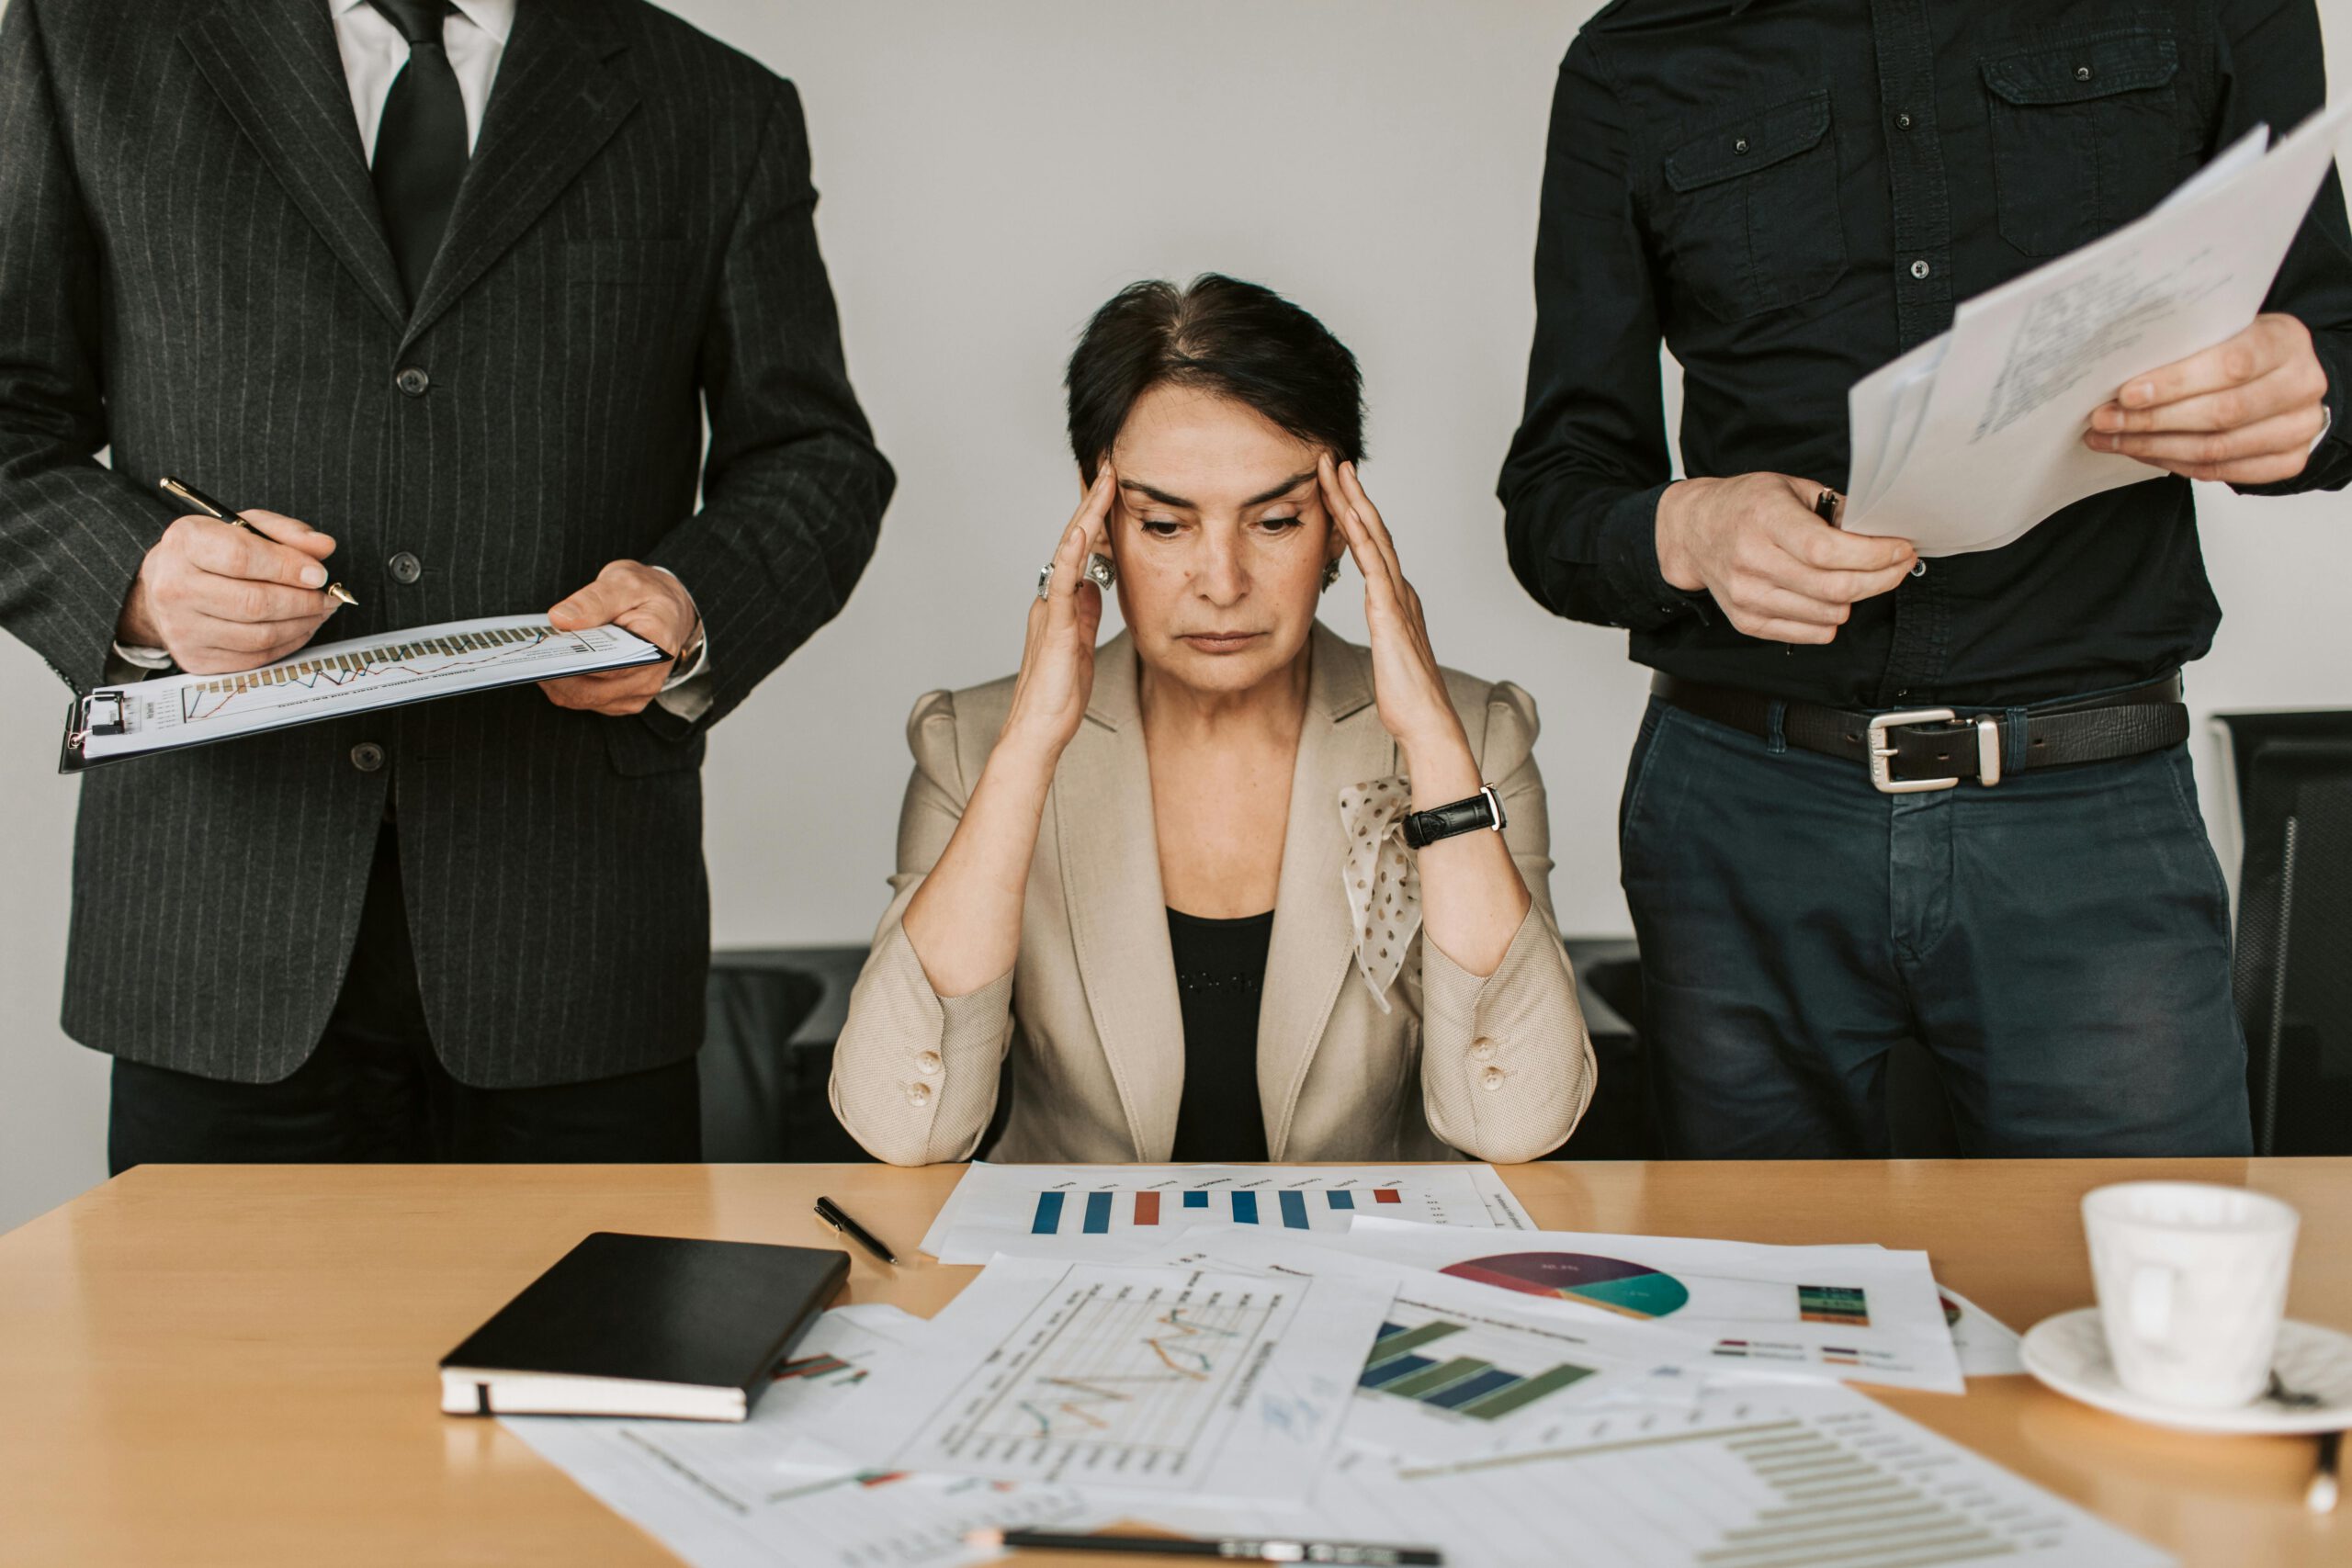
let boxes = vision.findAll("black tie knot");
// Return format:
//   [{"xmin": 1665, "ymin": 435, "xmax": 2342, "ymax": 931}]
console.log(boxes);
[{"xmin": 367, "ymin": 0, "xmax": 456, "ymax": 51}]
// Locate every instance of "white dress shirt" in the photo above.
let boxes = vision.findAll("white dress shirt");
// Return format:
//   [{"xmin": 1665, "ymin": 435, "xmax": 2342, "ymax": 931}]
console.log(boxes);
[{"xmin": 114, "ymin": 0, "xmax": 711, "ymax": 716}]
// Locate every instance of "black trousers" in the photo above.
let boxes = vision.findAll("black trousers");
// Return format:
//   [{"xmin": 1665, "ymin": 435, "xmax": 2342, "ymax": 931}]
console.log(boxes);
[{"xmin": 107, "ymin": 823, "xmax": 702, "ymax": 1173}]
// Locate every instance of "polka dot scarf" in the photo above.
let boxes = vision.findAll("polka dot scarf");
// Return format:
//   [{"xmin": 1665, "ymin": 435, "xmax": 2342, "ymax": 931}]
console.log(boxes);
[{"xmin": 1339, "ymin": 775, "xmax": 1422, "ymax": 1014}]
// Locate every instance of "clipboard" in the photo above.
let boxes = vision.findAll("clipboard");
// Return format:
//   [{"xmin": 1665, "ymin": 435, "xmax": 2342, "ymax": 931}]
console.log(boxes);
[{"xmin": 60, "ymin": 614, "xmax": 669, "ymax": 773}]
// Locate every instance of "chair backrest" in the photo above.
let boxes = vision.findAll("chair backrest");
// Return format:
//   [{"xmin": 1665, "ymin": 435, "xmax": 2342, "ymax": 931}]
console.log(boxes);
[{"xmin": 2211, "ymin": 712, "xmax": 2352, "ymax": 1156}]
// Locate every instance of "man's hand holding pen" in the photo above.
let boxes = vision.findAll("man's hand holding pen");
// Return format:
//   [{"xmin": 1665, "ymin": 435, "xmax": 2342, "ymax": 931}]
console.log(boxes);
[
  {"xmin": 1655, "ymin": 471, "xmax": 1917, "ymax": 645},
  {"xmin": 117, "ymin": 507, "xmax": 345, "ymax": 674}
]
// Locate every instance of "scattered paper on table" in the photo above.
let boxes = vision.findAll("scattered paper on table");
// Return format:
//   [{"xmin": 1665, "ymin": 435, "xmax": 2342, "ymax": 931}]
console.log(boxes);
[
  {"xmin": 825, "ymin": 1258, "xmax": 1385, "ymax": 1503},
  {"xmin": 502, "ymin": 1304, "xmax": 1105, "ymax": 1568},
  {"xmin": 1341, "ymin": 1217, "xmax": 1967, "ymax": 1394},
  {"xmin": 917, "ymin": 1161, "xmax": 1531, "ymax": 1264},
  {"xmin": 1134, "ymin": 1382, "xmax": 2172, "ymax": 1568}
]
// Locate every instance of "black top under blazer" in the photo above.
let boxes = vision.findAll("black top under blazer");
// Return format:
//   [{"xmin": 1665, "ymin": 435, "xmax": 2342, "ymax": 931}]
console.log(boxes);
[{"xmin": 0, "ymin": 0, "xmax": 894, "ymax": 1086}]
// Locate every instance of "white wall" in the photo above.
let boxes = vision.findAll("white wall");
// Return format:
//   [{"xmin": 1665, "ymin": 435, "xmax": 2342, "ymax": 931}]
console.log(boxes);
[{"xmin": 5, "ymin": 0, "xmax": 2348, "ymax": 1231}]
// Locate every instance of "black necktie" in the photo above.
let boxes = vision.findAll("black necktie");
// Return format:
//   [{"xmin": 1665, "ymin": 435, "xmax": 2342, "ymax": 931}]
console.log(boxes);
[{"xmin": 367, "ymin": 0, "xmax": 468, "ymax": 306}]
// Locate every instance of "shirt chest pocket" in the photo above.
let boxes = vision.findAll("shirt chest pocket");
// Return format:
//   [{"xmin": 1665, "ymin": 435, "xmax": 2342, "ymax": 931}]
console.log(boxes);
[
  {"xmin": 1657, "ymin": 88, "xmax": 1847, "ymax": 322},
  {"xmin": 1982, "ymin": 31, "xmax": 2182, "ymax": 258}
]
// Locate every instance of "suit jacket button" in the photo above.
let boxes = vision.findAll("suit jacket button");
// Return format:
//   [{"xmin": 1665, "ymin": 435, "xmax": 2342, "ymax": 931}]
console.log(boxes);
[
  {"xmin": 906, "ymin": 1082, "xmax": 933, "ymax": 1107},
  {"xmin": 915, "ymin": 1051, "xmax": 942, "ymax": 1076},
  {"xmin": 1469, "ymin": 1036, "xmax": 1497, "ymax": 1062},
  {"xmin": 389, "ymin": 551, "xmax": 423, "ymax": 584},
  {"xmin": 350, "ymin": 742, "xmax": 386, "ymax": 773},
  {"xmin": 1479, "ymin": 1066, "xmax": 1506, "ymax": 1091},
  {"xmin": 394, "ymin": 367, "xmax": 431, "ymax": 396}
]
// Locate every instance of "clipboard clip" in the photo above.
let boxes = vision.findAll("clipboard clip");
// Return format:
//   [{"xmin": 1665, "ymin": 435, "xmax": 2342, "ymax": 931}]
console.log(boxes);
[{"xmin": 59, "ymin": 690, "xmax": 126, "ymax": 772}]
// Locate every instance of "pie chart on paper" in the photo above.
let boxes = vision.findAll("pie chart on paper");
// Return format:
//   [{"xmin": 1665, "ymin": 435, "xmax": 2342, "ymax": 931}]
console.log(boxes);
[{"xmin": 1442, "ymin": 1252, "xmax": 1692, "ymax": 1319}]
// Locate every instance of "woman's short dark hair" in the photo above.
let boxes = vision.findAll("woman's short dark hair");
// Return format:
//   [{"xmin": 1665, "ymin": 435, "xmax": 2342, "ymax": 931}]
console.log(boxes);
[{"xmin": 1065, "ymin": 274, "xmax": 1365, "ymax": 483}]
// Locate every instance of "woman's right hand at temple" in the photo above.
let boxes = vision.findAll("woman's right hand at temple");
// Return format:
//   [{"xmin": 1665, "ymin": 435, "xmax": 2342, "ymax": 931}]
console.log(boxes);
[
  {"xmin": 998, "ymin": 464, "xmax": 1114, "ymax": 766},
  {"xmin": 900, "ymin": 466, "xmax": 1114, "ymax": 998}
]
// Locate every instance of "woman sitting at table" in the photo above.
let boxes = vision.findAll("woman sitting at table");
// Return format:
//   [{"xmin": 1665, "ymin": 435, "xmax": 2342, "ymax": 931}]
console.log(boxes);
[{"xmin": 830, "ymin": 275, "xmax": 1593, "ymax": 1166}]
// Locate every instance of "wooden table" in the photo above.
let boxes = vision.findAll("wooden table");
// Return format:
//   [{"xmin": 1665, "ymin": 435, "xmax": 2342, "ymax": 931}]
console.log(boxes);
[{"xmin": 1, "ymin": 1159, "xmax": 2344, "ymax": 1566}]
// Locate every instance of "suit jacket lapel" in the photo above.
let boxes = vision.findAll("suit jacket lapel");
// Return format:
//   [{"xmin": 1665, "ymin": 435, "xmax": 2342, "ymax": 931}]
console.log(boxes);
[
  {"xmin": 1259, "ymin": 624, "xmax": 1393, "ymax": 1158},
  {"xmin": 1055, "ymin": 632, "xmax": 1185, "ymax": 1160},
  {"xmin": 399, "ymin": 0, "xmax": 639, "ymax": 350},
  {"xmin": 179, "ymin": 0, "xmax": 408, "ymax": 329}
]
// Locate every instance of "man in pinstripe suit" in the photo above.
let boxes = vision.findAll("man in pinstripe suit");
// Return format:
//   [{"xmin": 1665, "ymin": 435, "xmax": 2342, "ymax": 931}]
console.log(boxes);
[{"xmin": 0, "ymin": 0, "xmax": 893, "ymax": 1166}]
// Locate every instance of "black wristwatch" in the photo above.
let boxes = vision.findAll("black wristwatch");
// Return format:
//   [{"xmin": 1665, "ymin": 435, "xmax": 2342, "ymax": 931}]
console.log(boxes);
[{"xmin": 1401, "ymin": 784, "xmax": 1507, "ymax": 849}]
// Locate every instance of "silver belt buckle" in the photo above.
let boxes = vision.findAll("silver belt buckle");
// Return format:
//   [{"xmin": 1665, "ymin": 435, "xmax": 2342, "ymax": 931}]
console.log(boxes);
[{"xmin": 1865, "ymin": 709, "xmax": 2006, "ymax": 794}]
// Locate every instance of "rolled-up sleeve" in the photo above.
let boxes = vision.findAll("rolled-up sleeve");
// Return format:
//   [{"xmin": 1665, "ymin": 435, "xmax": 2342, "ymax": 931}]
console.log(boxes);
[
  {"xmin": 1417, "ymin": 682, "xmax": 1597, "ymax": 1163},
  {"xmin": 828, "ymin": 691, "xmax": 1018, "ymax": 1164}
]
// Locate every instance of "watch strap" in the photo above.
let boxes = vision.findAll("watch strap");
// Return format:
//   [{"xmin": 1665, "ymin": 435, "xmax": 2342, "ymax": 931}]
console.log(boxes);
[{"xmin": 1401, "ymin": 784, "xmax": 1506, "ymax": 849}]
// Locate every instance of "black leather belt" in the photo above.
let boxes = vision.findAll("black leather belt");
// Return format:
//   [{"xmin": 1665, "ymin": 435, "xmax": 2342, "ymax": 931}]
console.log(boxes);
[{"xmin": 1651, "ymin": 672, "xmax": 2188, "ymax": 794}]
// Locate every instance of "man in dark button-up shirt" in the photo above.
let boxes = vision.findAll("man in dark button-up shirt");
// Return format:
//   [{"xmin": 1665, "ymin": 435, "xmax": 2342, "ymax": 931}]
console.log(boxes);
[{"xmin": 1499, "ymin": 0, "xmax": 2352, "ymax": 1159}]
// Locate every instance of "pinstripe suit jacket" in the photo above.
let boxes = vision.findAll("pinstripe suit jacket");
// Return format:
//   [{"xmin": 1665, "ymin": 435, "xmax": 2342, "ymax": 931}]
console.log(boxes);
[{"xmin": 0, "ymin": 0, "xmax": 892, "ymax": 1086}]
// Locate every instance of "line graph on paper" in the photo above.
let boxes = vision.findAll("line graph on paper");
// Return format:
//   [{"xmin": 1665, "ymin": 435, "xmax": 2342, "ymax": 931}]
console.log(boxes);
[
  {"xmin": 176, "ymin": 624, "xmax": 594, "ymax": 723},
  {"xmin": 906, "ymin": 1279, "xmax": 1289, "ymax": 1486}
]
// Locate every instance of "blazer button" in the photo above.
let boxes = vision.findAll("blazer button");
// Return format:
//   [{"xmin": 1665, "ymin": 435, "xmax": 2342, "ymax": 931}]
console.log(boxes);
[
  {"xmin": 906, "ymin": 1082, "xmax": 933, "ymax": 1107},
  {"xmin": 389, "ymin": 551, "xmax": 423, "ymax": 585},
  {"xmin": 1479, "ymin": 1066, "xmax": 1506, "ymax": 1092},
  {"xmin": 350, "ymin": 742, "xmax": 386, "ymax": 773},
  {"xmin": 394, "ymin": 367, "xmax": 431, "ymax": 397},
  {"xmin": 1469, "ymin": 1037, "xmax": 1497, "ymax": 1062},
  {"xmin": 915, "ymin": 1051, "xmax": 942, "ymax": 1076}
]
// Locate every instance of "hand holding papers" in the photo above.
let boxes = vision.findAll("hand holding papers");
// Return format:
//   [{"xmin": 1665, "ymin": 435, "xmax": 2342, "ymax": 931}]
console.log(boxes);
[
  {"xmin": 61, "ymin": 614, "xmax": 667, "ymax": 770},
  {"xmin": 1846, "ymin": 98, "xmax": 2352, "ymax": 556}
]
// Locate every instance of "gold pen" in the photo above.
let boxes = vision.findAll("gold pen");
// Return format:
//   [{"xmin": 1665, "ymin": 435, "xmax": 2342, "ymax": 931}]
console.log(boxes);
[{"xmin": 158, "ymin": 476, "xmax": 358, "ymax": 606}]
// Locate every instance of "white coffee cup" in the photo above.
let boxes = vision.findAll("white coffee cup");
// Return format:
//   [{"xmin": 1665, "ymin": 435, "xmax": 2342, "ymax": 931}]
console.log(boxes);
[{"xmin": 2082, "ymin": 1181, "xmax": 2300, "ymax": 1410}]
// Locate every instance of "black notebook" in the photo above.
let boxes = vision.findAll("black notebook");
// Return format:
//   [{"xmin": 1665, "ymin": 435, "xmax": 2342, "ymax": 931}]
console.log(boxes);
[{"xmin": 439, "ymin": 1232, "xmax": 849, "ymax": 1421}]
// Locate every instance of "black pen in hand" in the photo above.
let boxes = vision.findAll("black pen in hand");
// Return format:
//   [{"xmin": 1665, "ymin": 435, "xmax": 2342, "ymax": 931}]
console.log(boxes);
[
  {"xmin": 159, "ymin": 476, "xmax": 358, "ymax": 607},
  {"xmin": 814, "ymin": 1195, "xmax": 897, "ymax": 1266}
]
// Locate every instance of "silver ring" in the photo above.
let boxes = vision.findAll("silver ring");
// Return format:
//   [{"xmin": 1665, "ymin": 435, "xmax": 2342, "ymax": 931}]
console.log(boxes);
[{"xmin": 1035, "ymin": 562, "xmax": 1056, "ymax": 601}]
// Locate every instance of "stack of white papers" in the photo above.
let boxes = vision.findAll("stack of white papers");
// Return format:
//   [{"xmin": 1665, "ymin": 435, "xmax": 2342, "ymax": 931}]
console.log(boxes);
[
  {"xmin": 499, "ymin": 1168, "xmax": 2138, "ymax": 1568},
  {"xmin": 1845, "ymin": 99, "xmax": 2352, "ymax": 556}
]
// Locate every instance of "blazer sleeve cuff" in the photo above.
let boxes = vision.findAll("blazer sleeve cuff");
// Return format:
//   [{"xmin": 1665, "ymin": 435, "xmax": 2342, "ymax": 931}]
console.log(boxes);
[
  {"xmin": 832, "ymin": 917, "xmax": 1013, "ymax": 1164},
  {"xmin": 1420, "ymin": 900, "xmax": 1593, "ymax": 1162}
]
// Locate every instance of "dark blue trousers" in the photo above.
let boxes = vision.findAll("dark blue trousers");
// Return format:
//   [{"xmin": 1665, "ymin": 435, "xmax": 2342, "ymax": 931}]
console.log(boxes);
[{"xmin": 1620, "ymin": 697, "xmax": 2253, "ymax": 1157}]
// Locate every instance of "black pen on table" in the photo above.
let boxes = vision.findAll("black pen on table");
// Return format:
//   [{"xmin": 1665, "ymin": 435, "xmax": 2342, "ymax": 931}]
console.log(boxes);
[
  {"xmin": 2311, "ymin": 1428, "xmax": 2341, "ymax": 1514},
  {"xmin": 813, "ymin": 1195, "xmax": 896, "ymax": 1266},
  {"xmin": 158, "ymin": 475, "xmax": 358, "ymax": 606},
  {"xmin": 968, "ymin": 1528, "xmax": 1441, "ymax": 1564}
]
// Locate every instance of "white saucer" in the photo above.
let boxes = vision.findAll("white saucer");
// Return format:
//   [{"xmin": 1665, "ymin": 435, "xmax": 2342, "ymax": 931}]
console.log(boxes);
[{"xmin": 2020, "ymin": 1307, "xmax": 2352, "ymax": 1435}]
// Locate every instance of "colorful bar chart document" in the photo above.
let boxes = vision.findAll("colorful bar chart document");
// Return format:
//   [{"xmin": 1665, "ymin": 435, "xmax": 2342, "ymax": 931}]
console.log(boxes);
[
  {"xmin": 1343, "ymin": 1218, "xmax": 1966, "ymax": 1395},
  {"xmin": 917, "ymin": 1162, "xmax": 1532, "ymax": 1265},
  {"xmin": 60, "ymin": 614, "xmax": 667, "ymax": 769},
  {"xmin": 1121, "ymin": 1226, "xmax": 1720, "ymax": 1462},
  {"xmin": 1133, "ymin": 1383, "xmax": 2171, "ymax": 1568},
  {"xmin": 826, "ymin": 1258, "xmax": 1388, "ymax": 1503}
]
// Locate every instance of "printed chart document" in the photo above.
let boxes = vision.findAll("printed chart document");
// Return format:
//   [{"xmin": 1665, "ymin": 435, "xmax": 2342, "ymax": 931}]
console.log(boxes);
[
  {"xmin": 1342, "ymin": 1217, "xmax": 1966, "ymax": 1394},
  {"xmin": 1845, "ymin": 98, "xmax": 2352, "ymax": 556},
  {"xmin": 827, "ymin": 1258, "xmax": 1385, "ymax": 1503},
  {"xmin": 503, "ymin": 1305, "xmax": 1108, "ymax": 1568},
  {"xmin": 1123, "ymin": 1226, "xmax": 1725, "ymax": 1461},
  {"xmin": 1133, "ymin": 1382, "xmax": 2172, "ymax": 1568},
  {"xmin": 59, "ymin": 613, "xmax": 667, "ymax": 770},
  {"xmin": 917, "ymin": 1161, "xmax": 1532, "ymax": 1264}
]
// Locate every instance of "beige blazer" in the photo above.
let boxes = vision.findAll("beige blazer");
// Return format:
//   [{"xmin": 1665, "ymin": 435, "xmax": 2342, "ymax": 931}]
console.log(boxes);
[{"xmin": 829, "ymin": 624, "xmax": 1594, "ymax": 1166}]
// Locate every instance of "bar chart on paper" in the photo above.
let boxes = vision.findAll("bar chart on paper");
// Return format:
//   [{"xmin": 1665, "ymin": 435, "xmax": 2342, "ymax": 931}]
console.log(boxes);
[{"xmin": 920, "ymin": 1163, "xmax": 1532, "ymax": 1264}]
